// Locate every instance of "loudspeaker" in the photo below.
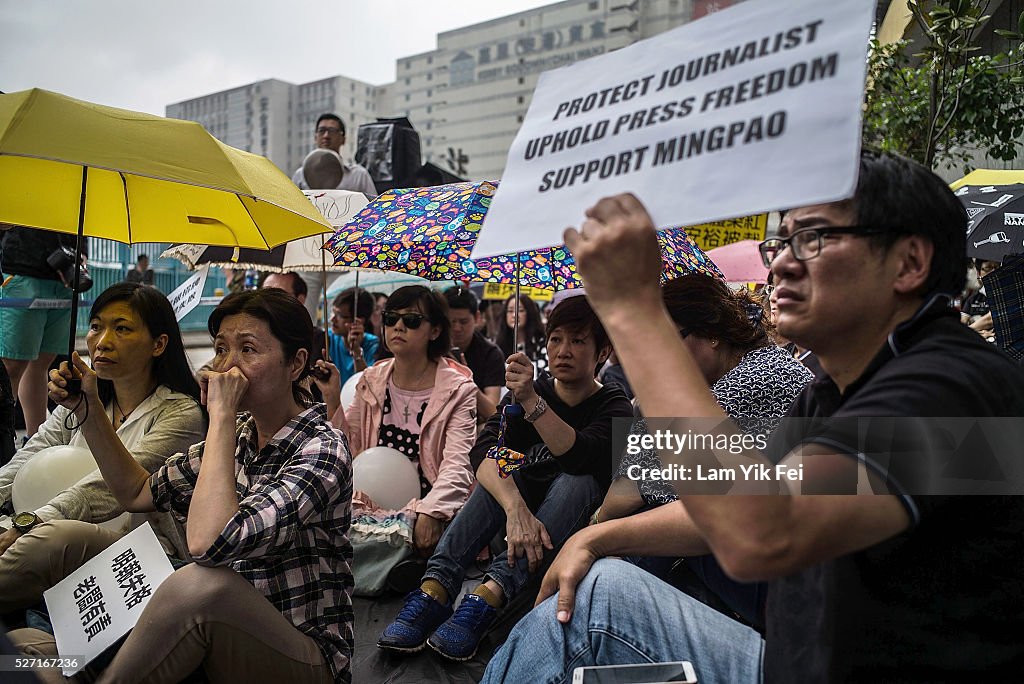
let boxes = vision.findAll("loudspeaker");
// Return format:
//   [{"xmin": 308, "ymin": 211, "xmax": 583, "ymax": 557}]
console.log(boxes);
[{"xmin": 355, "ymin": 117, "xmax": 422, "ymax": 192}]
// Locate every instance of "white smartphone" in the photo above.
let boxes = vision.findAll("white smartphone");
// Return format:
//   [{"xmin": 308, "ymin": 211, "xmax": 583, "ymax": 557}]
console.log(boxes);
[{"xmin": 572, "ymin": 661, "xmax": 697, "ymax": 684}]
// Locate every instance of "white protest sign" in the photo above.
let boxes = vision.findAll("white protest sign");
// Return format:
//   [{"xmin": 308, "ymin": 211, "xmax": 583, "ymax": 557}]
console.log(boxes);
[
  {"xmin": 290, "ymin": 189, "xmax": 370, "ymax": 269},
  {"xmin": 168, "ymin": 263, "xmax": 209, "ymax": 321},
  {"xmin": 44, "ymin": 522, "xmax": 175, "ymax": 676},
  {"xmin": 302, "ymin": 189, "xmax": 369, "ymax": 228},
  {"xmin": 472, "ymin": 0, "xmax": 873, "ymax": 258}
]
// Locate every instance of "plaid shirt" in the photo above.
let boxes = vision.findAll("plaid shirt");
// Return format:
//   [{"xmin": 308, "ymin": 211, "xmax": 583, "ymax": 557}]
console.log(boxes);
[
  {"xmin": 985, "ymin": 255, "xmax": 1024, "ymax": 361},
  {"xmin": 150, "ymin": 404, "xmax": 353, "ymax": 683}
]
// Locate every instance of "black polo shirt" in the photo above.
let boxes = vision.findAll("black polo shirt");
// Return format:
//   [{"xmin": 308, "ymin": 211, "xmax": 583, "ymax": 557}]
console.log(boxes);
[
  {"xmin": 763, "ymin": 300, "xmax": 1024, "ymax": 682},
  {"xmin": 462, "ymin": 330, "xmax": 505, "ymax": 392},
  {"xmin": 1, "ymin": 226, "xmax": 86, "ymax": 281}
]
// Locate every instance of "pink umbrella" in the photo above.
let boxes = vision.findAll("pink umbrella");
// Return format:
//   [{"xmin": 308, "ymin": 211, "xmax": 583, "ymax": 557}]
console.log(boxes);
[{"xmin": 706, "ymin": 240, "xmax": 769, "ymax": 283}]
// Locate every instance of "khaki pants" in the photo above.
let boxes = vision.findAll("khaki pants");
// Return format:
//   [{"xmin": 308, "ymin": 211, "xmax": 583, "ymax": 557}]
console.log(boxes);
[
  {"xmin": 10, "ymin": 564, "xmax": 334, "ymax": 684},
  {"xmin": 0, "ymin": 520, "xmax": 122, "ymax": 613}
]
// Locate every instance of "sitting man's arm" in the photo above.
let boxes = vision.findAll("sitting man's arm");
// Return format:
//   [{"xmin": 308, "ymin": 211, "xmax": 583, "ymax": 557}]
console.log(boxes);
[
  {"xmin": 564, "ymin": 194, "xmax": 912, "ymax": 584},
  {"xmin": 537, "ymin": 500, "xmax": 711, "ymax": 620}
]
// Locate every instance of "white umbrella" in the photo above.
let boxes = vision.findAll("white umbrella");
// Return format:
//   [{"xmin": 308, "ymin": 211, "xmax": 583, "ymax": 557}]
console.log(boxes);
[{"xmin": 160, "ymin": 190, "xmax": 369, "ymax": 272}]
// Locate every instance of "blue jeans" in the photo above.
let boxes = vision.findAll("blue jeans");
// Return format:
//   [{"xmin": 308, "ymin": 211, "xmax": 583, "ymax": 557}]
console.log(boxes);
[
  {"xmin": 423, "ymin": 471, "xmax": 602, "ymax": 602},
  {"xmin": 481, "ymin": 558, "xmax": 764, "ymax": 684}
]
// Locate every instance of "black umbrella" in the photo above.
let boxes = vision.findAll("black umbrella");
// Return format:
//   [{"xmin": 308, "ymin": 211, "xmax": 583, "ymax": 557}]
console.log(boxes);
[{"xmin": 955, "ymin": 183, "xmax": 1024, "ymax": 261}]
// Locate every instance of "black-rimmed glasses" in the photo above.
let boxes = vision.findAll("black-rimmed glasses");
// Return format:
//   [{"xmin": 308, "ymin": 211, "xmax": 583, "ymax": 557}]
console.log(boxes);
[
  {"xmin": 758, "ymin": 226, "xmax": 893, "ymax": 268},
  {"xmin": 383, "ymin": 311, "xmax": 428, "ymax": 329}
]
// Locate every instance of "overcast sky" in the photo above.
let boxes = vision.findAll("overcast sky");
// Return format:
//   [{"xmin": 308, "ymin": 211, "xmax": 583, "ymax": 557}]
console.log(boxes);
[{"xmin": 2, "ymin": 0, "xmax": 555, "ymax": 115}]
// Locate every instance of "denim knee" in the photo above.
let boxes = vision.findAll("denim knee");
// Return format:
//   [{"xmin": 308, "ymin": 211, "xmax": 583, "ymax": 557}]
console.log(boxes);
[{"xmin": 545, "ymin": 473, "xmax": 602, "ymax": 505}]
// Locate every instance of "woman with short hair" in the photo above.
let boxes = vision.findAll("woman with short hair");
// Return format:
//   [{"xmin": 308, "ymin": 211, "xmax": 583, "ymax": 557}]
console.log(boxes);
[{"xmin": 377, "ymin": 294, "xmax": 633, "ymax": 661}]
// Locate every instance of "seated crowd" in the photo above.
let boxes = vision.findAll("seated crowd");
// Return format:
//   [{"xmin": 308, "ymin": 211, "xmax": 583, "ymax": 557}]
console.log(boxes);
[{"xmin": 1, "ymin": 150, "xmax": 1022, "ymax": 683}]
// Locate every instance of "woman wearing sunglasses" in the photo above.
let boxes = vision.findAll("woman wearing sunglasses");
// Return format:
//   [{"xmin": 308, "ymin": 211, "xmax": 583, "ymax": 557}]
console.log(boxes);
[{"xmin": 324, "ymin": 285, "xmax": 477, "ymax": 595}]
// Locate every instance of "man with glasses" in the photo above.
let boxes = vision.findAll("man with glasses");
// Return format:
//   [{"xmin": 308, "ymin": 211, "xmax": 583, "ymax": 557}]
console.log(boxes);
[
  {"xmin": 482, "ymin": 150, "xmax": 1024, "ymax": 682},
  {"xmin": 291, "ymin": 113, "xmax": 377, "ymax": 200}
]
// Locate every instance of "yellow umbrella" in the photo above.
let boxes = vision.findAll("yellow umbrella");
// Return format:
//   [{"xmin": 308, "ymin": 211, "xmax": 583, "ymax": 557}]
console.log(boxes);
[
  {"xmin": 0, "ymin": 88, "xmax": 331, "ymax": 374},
  {"xmin": 0, "ymin": 89, "xmax": 328, "ymax": 246},
  {"xmin": 950, "ymin": 169, "xmax": 1024, "ymax": 190}
]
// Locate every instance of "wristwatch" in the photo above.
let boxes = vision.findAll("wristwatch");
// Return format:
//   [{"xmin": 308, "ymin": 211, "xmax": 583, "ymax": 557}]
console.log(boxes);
[
  {"xmin": 524, "ymin": 397, "xmax": 548, "ymax": 423},
  {"xmin": 12, "ymin": 511, "xmax": 40, "ymax": 534}
]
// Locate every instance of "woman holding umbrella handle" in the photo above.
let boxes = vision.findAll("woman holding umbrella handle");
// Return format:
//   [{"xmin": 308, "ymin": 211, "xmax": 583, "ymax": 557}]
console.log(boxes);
[
  {"xmin": 0, "ymin": 283, "xmax": 204, "ymax": 615},
  {"xmin": 34, "ymin": 289, "xmax": 354, "ymax": 684}
]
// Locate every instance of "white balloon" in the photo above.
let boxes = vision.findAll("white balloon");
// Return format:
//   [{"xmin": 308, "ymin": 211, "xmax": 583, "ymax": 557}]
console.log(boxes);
[
  {"xmin": 352, "ymin": 446, "xmax": 421, "ymax": 511},
  {"xmin": 13, "ymin": 445, "xmax": 130, "ymax": 532},
  {"xmin": 341, "ymin": 370, "xmax": 363, "ymax": 410}
]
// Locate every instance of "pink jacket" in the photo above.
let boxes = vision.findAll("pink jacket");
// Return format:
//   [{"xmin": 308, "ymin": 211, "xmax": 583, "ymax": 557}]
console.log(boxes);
[{"xmin": 335, "ymin": 358, "xmax": 478, "ymax": 521}]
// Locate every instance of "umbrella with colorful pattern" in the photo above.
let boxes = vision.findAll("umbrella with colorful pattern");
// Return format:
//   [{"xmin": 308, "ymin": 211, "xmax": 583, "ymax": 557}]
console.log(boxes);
[{"xmin": 323, "ymin": 180, "xmax": 723, "ymax": 287}]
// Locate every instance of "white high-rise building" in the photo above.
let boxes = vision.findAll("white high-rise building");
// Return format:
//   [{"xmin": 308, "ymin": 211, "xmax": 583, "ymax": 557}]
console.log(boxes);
[
  {"xmin": 167, "ymin": 75, "xmax": 379, "ymax": 177},
  {"xmin": 168, "ymin": 0, "xmax": 731, "ymax": 181}
]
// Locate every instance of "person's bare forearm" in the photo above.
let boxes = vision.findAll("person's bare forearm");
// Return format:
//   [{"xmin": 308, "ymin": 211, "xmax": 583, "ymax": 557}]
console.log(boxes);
[
  {"xmin": 186, "ymin": 413, "xmax": 239, "ymax": 555},
  {"xmin": 596, "ymin": 479, "xmax": 645, "ymax": 521},
  {"xmin": 586, "ymin": 501, "xmax": 710, "ymax": 558},
  {"xmin": 477, "ymin": 388, "xmax": 499, "ymax": 422},
  {"xmin": 478, "ymin": 459, "xmax": 528, "ymax": 512},
  {"xmin": 521, "ymin": 395, "xmax": 577, "ymax": 455},
  {"xmin": 76, "ymin": 395, "xmax": 153, "ymax": 511}
]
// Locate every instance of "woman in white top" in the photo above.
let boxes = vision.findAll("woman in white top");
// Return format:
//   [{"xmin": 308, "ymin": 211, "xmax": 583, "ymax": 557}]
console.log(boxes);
[{"xmin": 0, "ymin": 282, "xmax": 205, "ymax": 613}]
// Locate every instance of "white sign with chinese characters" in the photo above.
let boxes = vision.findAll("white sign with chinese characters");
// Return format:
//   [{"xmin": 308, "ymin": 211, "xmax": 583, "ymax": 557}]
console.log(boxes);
[
  {"xmin": 472, "ymin": 0, "xmax": 873, "ymax": 258},
  {"xmin": 167, "ymin": 264, "xmax": 209, "ymax": 321},
  {"xmin": 45, "ymin": 523, "xmax": 175, "ymax": 676}
]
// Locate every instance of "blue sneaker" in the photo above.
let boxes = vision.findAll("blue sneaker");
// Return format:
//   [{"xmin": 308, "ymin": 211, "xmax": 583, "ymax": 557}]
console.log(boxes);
[
  {"xmin": 377, "ymin": 590, "xmax": 453, "ymax": 653},
  {"xmin": 427, "ymin": 593, "xmax": 498, "ymax": 661}
]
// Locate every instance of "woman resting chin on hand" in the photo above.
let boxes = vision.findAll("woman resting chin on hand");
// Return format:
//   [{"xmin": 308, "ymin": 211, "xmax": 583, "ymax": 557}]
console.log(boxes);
[{"xmin": 11, "ymin": 289, "xmax": 355, "ymax": 684}]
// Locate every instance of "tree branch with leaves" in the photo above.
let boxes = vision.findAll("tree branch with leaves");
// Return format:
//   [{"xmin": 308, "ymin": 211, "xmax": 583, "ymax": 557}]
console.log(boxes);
[{"xmin": 864, "ymin": 0, "xmax": 1024, "ymax": 170}]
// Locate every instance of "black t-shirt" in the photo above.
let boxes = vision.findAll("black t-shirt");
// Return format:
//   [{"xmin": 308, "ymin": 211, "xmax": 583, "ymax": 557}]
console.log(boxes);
[
  {"xmin": 1, "ymin": 226, "xmax": 86, "ymax": 281},
  {"xmin": 764, "ymin": 304, "xmax": 1024, "ymax": 682},
  {"xmin": 470, "ymin": 374, "xmax": 633, "ymax": 509},
  {"xmin": 962, "ymin": 288, "xmax": 989, "ymax": 317},
  {"xmin": 462, "ymin": 330, "xmax": 505, "ymax": 392}
]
